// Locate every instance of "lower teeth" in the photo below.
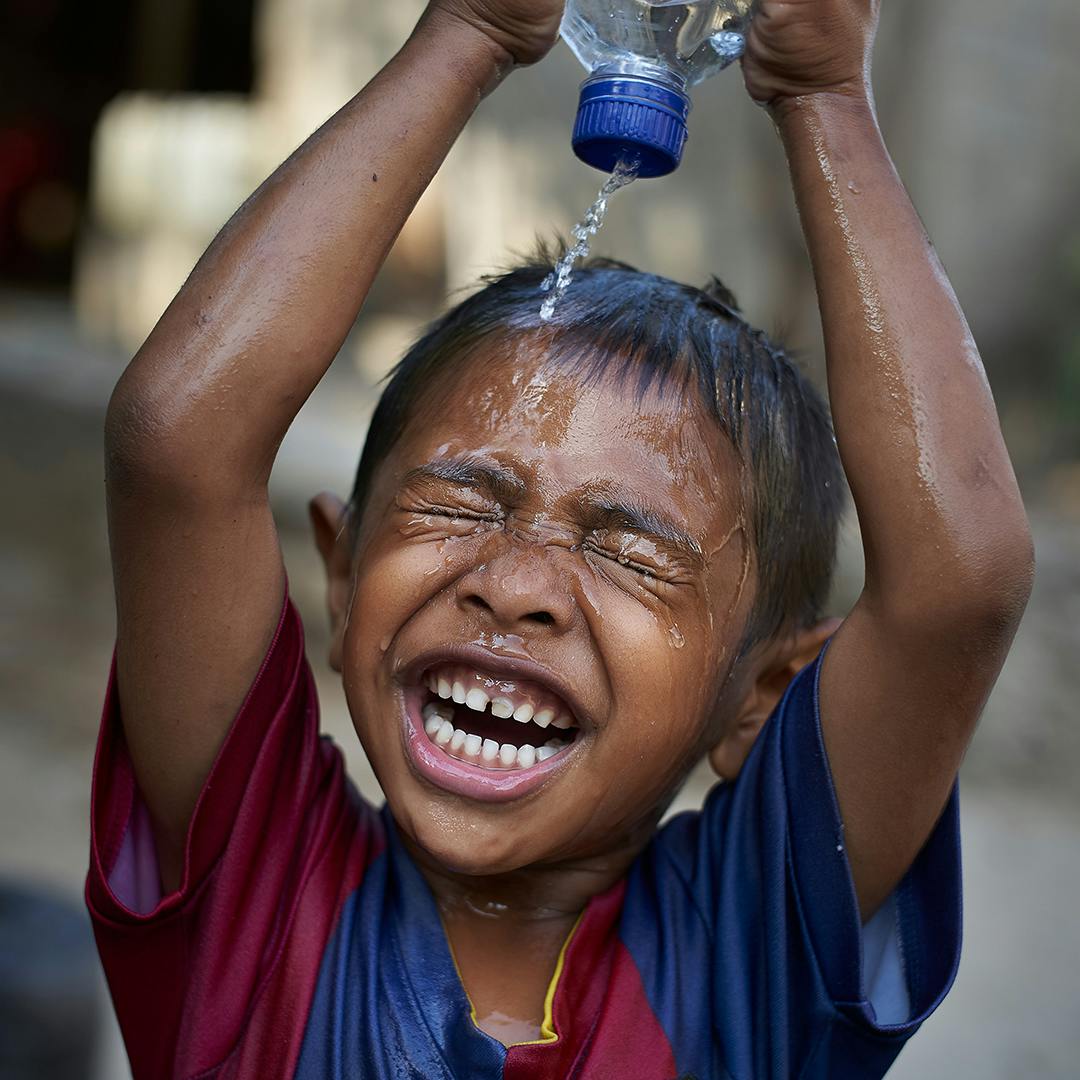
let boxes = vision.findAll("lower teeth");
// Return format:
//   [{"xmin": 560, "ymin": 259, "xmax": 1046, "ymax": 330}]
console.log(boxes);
[{"xmin": 422, "ymin": 702, "xmax": 567, "ymax": 771}]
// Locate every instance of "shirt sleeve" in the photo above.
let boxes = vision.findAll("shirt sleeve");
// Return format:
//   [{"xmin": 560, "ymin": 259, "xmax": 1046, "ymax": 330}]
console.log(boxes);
[
  {"xmin": 85, "ymin": 594, "xmax": 384, "ymax": 1080},
  {"xmin": 640, "ymin": 647, "xmax": 962, "ymax": 1080}
]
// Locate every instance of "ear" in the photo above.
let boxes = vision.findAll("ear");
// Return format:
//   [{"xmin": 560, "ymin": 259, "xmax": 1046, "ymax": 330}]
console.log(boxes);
[
  {"xmin": 708, "ymin": 618, "xmax": 843, "ymax": 782},
  {"xmin": 308, "ymin": 492, "xmax": 352, "ymax": 673}
]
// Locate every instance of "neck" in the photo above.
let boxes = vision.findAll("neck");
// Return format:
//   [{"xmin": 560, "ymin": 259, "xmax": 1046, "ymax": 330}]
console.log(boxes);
[
  {"xmin": 403, "ymin": 831, "xmax": 648, "ymax": 926},
  {"xmin": 406, "ymin": 835, "xmax": 650, "ymax": 1045},
  {"xmin": 400, "ymin": 821, "xmax": 660, "ymax": 1045}
]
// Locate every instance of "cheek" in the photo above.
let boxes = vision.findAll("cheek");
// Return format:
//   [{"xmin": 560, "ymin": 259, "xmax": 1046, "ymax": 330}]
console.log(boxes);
[
  {"xmin": 339, "ymin": 544, "xmax": 431, "ymax": 715},
  {"xmin": 578, "ymin": 562, "xmax": 718, "ymax": 733},
  {"xmin": 347, "ymin": 550, "xmax": 415, "ymax": 653},
  {"xmin": 344, "ymin": 525, "xmax": 496, "ymax": 673}
]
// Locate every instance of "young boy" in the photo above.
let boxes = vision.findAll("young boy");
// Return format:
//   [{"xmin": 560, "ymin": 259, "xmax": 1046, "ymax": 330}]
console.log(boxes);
[{"xmin": 86, "ymin": 1, "xmax": 1033, "ymax": 1077}]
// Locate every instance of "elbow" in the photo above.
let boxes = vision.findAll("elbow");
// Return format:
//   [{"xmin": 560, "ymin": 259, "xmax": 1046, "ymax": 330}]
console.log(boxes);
[
  {"xmin": 105, "ymin": 375, "xmax": 165, "ymax": 494},
  {"xmin": 921, "ymin": 523, "xmax": 1035, "ymax": 644},
  {"xmin": 104, "ymin": 370, "xmax": 205, "ymax": 498},
  {"xmin": 963, "ymin": 516, "xmax": 1035, "ymax": 625},
  {"xmin": 990, "ymin": 526, "xmax": 1036, "ymax": 632},
  {"xmin": 874, "ymin": 517, "xmax": 1035, "ymax": 648},
  {"xmin": 105, "ymin": 374, "xmax": 266, "ymax": 503}
]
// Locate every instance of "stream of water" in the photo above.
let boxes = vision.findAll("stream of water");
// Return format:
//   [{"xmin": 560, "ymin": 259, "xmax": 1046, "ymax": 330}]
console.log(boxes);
[{"xmin": 540, "ymin": 159, "xmax": 639, "ymax": 322}]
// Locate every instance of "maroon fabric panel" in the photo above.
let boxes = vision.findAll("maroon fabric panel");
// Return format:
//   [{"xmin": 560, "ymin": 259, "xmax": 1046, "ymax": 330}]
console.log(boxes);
[
  {"xmin": 86, "ymin": 597, "xmax": 384, "ymax": 1079},
  {"xmin": 503, "ymin": 880, "xmax": 677, "ymax": 1080}
]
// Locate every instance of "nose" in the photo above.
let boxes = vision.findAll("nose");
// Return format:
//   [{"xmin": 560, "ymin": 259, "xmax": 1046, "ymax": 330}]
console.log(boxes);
[{"xmin": 455, "ymin": 545, "xmax": 577, "ymax": 634}]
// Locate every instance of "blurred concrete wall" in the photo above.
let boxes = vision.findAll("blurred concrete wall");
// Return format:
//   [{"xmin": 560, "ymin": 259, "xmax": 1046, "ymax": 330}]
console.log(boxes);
[{"xmin": 74, "ymin": 0, "xmax": 1080, "ymax": 383}]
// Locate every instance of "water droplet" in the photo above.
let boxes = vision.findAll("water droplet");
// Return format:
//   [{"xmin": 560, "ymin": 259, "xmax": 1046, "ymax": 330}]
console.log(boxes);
[
  {"xmin": 847, "ymin": 181, "xmax": 861, "ymax": 195},
  {"xmin": 668, "ymin": 625, "xmax": 685, "ymax": 649}
]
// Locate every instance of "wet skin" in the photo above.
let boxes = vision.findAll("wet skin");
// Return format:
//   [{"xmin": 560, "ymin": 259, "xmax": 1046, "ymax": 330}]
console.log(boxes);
[
  {"xmin": 337, "ymin": 341, "xmax": 751, "ymax": 877},
  {"xmin": 320, "ymin": 342, "xmax": 754, "ymax": 1037}
]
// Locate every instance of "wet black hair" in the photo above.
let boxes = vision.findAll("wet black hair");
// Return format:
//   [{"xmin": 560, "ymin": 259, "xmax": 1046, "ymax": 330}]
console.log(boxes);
[{"xmin": 348, "ymin": 254, "xmax": 845, "ymax": 649}]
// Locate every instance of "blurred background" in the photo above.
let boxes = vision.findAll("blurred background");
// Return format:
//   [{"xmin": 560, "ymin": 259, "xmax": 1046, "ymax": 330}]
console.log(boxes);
[{"xmin": 1, "ymin": 0, "xmax": 1078, "ymax": 1076}]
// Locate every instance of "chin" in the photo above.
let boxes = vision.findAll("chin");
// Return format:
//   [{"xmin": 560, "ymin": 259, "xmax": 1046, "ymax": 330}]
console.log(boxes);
[{"xmin": 397, "ymin": 791, "xmax": 541, "ymax": 875}]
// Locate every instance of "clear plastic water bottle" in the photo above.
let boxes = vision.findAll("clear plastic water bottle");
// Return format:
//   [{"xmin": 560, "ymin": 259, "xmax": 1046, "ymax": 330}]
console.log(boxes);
[{"xmin": 562, "ymin": 1, "xmax": 755, "ymax": 177}]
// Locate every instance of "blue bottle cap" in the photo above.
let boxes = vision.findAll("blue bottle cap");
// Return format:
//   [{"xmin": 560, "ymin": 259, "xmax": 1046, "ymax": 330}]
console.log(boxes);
[{"xmin": 572, "ymin": 74, "xmax": 691, "ymax": 179}]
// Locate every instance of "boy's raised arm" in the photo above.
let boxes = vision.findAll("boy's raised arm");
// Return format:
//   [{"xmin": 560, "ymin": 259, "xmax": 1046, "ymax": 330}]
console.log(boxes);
[
  {"xmin": 104, "ymin": 0, "xmax": 563, "ymax": 890},
  {"xmin": 747, "ymin": 2, "xmax": 1033, "ymax": 917}
]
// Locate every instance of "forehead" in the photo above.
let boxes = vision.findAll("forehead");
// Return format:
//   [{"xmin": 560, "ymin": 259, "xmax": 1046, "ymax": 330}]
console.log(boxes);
[{"xmin": 385, "ymin": 340, "xmax": 744, "ymax": 540}]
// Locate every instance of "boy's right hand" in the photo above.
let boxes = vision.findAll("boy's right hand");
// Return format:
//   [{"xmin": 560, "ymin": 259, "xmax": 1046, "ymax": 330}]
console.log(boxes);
[{"xmin": 425, "ymin": 0, "xmax": 565, "ymax": 67}]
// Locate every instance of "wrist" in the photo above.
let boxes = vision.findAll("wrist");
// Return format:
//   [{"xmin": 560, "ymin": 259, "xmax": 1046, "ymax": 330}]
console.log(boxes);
[
  {"xmin": 410, "ymin": 5, "xmax": 515, "ymax": 100},
  {"xmin": 770, "ymin": 83, "xmax": 878, "ymax": 139}
]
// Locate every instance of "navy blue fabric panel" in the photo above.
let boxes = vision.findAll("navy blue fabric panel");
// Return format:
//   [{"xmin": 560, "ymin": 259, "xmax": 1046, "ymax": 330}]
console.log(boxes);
[
  {"xmin": 622, "ymin": 648, "xmax": 963, "ymax": 1079},
  {"xmin": 294, "ymin": 814, "xmax": 506, "ymax": 1080},
  {"xmin": 782, "ymin": 653, "xmax": 963, "ymax": 1036},
  {"xmin": 619, "ymin": 849, "xmax": 729, "ymax": 1079}
]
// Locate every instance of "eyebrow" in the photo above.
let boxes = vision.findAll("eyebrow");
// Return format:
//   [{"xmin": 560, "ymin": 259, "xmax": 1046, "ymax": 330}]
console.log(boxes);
[
  {"xmin": 584, "ymin": 494, "xmax": 705, "ymax": 565},
  {"xmin": 404, "ymin": 460, "xmax": 704, "ymax": 564},
  {"xmin": 402, "ymin": 456, "xmax": 526, "ymax": 503}
]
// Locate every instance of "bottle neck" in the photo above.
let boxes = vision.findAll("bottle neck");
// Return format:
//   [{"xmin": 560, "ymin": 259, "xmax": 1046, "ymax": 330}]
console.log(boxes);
[{"xmin": 590, "ymin": 58, "xmax": 688, "ymax": 94}]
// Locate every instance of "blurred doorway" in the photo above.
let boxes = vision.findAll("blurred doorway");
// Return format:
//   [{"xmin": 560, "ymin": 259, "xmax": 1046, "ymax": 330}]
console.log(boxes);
[{"xmin": 0, "ymin": 0, "xmax": 256, "ymax": 289}]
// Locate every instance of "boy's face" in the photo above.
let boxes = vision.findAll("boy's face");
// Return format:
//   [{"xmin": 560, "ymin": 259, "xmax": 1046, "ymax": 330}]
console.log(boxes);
[{"xmin": 339, "ymin": 341, "xmax": 754, "ymax": 875}]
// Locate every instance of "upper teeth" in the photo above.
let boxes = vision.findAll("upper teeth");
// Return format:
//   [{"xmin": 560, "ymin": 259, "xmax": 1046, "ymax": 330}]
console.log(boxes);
[
  {"xmin": 465, "ymin": 688, "xmax": 488, "ymax": 712},
  {"xmin": 419, "ymin": 659, "xmax": 580, "ymax": 774},
  {"xmin": 426, "ymin": 666, "xmax": 575, "ymax": 731}
]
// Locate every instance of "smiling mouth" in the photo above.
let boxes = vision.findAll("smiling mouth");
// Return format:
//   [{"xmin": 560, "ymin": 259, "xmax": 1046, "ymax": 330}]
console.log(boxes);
[{"xmin": 419, "ymin": 664, "xmax": 580, "ymax": 772}]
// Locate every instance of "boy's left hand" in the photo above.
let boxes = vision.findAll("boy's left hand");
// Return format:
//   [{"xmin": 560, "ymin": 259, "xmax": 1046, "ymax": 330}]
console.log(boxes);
[{"xmin": 742, "ymin": 0, "xmax": 880, "ymax": 111}]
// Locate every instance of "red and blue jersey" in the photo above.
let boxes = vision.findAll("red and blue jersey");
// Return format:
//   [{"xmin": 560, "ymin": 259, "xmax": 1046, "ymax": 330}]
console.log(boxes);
[{"xmin": 87, "ymin": 596, "xmax": 961, "ymax": 1079}]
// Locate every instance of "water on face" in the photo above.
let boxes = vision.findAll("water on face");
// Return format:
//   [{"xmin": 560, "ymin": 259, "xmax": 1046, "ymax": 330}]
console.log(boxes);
[{"xmin": 540, "ymin": 158, "xmax": 639, "ymax": 322}]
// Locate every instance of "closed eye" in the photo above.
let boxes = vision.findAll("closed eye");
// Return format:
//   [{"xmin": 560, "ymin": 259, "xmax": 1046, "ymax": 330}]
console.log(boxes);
[
  {"xmin": 583, "ymin": 540, "xmax": 659, "ymax": 579},
  {"xmin": 420, "ymin": 504, "xmax": 501, "ymax": 523}
]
